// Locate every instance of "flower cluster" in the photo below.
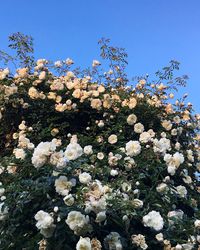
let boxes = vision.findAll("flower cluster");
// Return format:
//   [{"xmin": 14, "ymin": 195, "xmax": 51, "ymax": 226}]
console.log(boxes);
[{"xmin": 0, "ymin": 49, "xmax": 199, "ymax": 250}]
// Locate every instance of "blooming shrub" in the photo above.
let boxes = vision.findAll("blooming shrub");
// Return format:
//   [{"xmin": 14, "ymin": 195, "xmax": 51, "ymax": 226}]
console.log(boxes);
[{"xmin": 0, "ymin": 36, "xmax": 200, "ymax": 249}]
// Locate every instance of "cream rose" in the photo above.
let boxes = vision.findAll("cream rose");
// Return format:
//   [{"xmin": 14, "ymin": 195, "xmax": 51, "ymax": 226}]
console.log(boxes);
[{"xmin": 108, "ymin": 134, "xmax": 118, "ymax": 144}]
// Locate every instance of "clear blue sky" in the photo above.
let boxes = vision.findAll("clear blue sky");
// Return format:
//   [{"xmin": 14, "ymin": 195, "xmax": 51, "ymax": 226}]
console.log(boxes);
[{"xmin": 1, "ymin": 0, "xmax": 200, "ymax": 112}]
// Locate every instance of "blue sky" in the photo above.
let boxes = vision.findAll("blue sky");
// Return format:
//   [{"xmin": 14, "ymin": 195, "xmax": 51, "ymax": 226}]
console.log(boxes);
[{"xmin": 1, "ymin": 0, "xmax": 200, "ymax": 112}]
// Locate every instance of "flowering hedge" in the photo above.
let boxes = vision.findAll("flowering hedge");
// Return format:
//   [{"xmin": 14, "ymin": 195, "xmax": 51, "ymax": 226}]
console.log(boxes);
[{"xmin": 0, "ymin": 38, "xmax": 200, "ymax": 250}]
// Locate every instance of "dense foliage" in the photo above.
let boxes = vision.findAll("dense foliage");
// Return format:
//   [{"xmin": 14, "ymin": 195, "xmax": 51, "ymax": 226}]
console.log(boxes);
[{"xmin": 0, "ymin": 34, "xmax": 199, "ymax": 250}]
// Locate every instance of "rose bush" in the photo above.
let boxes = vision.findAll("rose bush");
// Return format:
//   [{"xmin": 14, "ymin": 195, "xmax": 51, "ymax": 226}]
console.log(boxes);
[{"xmin": 0, "ymin": 36, "xmax": 199, "ymax": 249}]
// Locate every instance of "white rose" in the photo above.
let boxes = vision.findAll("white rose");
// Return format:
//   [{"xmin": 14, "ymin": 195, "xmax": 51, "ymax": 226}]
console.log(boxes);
[
  {"xmin": 175, "ymin": 142, "xmax": 181, "ymax": 150},
  {"xmin": 194, "ymin": 219, "xmax": 200, "ymax": 229},
  {"xmin": 32, "ymin": 141, "xmax": 57, "ymax": 168},
  {"xmin": 110, "ymin": 169, "xmax": 118, "ymax": 176},
  {"xmin": 39, "ymin": 71, "xmax": 46, "ymax": 80},
  {"xmin": 167, "ymin": 165, "xmax": 176, "ymax": 175},
  {"xmin": 131, "ymin": 234, "xmax": 148, "ymax": 249},
  {"xmin": 126, "ymin": 140, "xmax": 141, "ymax": 157},
  {"xmin": 134, "ymin": 123, "xmax": 144, "ymax": 134},
  {"xmin": 76, "ymin": 237, "xmax": 91, "ymax": 250},
  {"xmin": 143, "ymin": 211, "xmax": 164, "ymax": 231},
  {"xmin": 171, "ymin": 128, "xmax": 177, "ymax": 136},
  {"xmin": 90, "ymin": 98, "xmax": 102, "ymax": 110},
  {"xmin": 65, "ymin": 211, "xmax": 89, "ymax": 235},
  {"xmin": 13, "ymin": 148, "xmax": 26, "ymax": 160},
  {"xmin": 55, "ymin": 176, "xmax": 72, "ymax": 196},
  {"xmin": 172, "ymin": 152, "xmax": 184, "ymax": 167},
  {"xmin": 84, "ymin": 145, "xmax": 93, "ymax": 155},
  {"xmin": 108, "ymin": 134, "xmax": 118, "ymax": 144},
  {"xmin": 97, "ymin": 152, "xmax": 104, "ymax": 160},
  {"xmin": 98, "ymin": 120, "xmax": 105, "ymax": 128},
  {"xmin": 153, "ymin": 138, "xmax": 171, "ymax": 154},
  {"xmin": 155, "ymin": 233, "xmax": 164, "ymax": 242},
  {"xmin": 173, "ymin": 116, "xmax": 181, "ymax": 124},
  {"xmin": 79, "ymin": 172, "xmax": 92, "ymax": 184},
  {"xmin": 164, "ymin": 152, "xmax": 184, "ymax": 176},
  {"xmin": 35, "ymin": 210, "xmax": 54, "ymax": 230},
  {"xmin": 139, "ymin": 132, "xmax": 151, "ymax": 143},
  {"xmin": 72, "ymin": 89, "xmax": 81, "ymax": 99},
  {"xmin": 50, "ymin": 151, "xmax": 67, "ymax": 169},
  {"xmin": 128, "ymin": 98, "xmax": 137, "ymax": 109},
  {"xmin": 162, "ymin": 120, "xmax": 172, "ymax": 131},
  {"xmin": 127, "ymin": 114, "xmax": 137, "ymax": 125},
  {"xmin": 98, "ymin": 85, "xmax": 105, "ymax": 93},
  {"xmin": 64, "ymin": 143, "xmax": 83, "ymax": 160},
  {"xmin": 176, "ymin": 185, "xmax": 187, "ymax": 198}
]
